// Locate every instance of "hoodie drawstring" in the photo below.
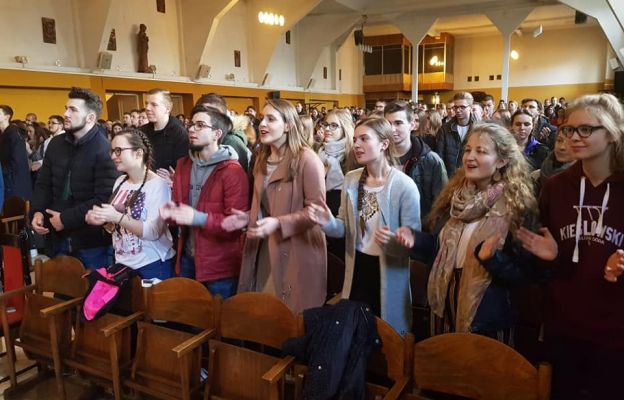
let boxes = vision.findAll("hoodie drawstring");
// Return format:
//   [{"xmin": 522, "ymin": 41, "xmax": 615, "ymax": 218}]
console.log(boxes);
[{"xmin": 573, "ymin": 177, "xmax": 585, "ymax": 263}]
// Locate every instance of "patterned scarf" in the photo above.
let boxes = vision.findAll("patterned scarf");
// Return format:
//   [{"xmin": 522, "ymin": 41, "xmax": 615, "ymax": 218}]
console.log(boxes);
[
  {"xmin": 318, "ymin": 138, "xmax": 347, "ymax": 191},
  {"xmin": 428, "ymin": 181, "xmax": 510, "ymax": 332}
]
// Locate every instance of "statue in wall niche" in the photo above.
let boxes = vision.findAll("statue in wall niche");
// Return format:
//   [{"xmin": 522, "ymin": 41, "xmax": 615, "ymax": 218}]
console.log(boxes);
[
  {"xmin": 137, "ymin": 24, "xmax": 149, "ymax": 73},
  {"xmin": 41, "ymin": 17, "xmax": 56, "ymax": 44},
  {"xmin": 156, "ymin": 0, "xmax": 166, "ymax": 13},
  {"xmin": 107, "ymin": 29, "xmax": 117, "ymax": 51}
]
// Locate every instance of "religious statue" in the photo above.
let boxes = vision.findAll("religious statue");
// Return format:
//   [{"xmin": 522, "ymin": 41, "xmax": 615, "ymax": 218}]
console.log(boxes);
[{"xmin": 137, "ymin": 24, "xmax": 149, "ymax": 73}]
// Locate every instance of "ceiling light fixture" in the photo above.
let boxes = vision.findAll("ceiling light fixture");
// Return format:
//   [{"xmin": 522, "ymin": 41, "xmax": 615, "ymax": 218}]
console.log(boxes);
[{"xmin": 258, "ymin": 11, "xmax": 285, "ymax": 27}]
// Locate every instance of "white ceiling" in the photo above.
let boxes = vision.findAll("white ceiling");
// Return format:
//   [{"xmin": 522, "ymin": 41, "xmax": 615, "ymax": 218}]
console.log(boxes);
[{"xmin": 308, "ymin": 0, "xmax": 597, "ymax": 37}]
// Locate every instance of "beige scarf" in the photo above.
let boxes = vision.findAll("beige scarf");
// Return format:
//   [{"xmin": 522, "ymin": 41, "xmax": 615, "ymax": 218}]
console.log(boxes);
[{"xmin": 428, "ymin": 181, "xmax": 510, "ymax": 332}]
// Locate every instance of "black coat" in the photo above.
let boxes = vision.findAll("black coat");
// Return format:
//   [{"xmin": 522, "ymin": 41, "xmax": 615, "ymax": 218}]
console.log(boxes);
[
  {"xmin": 141, "ymin": 116, "xmax": 189, "ymax": 171},
  {"xmin": 283, "ymin": 300, "xmax": 379, "ymax": 400},
  {"xmin": 435, "ymin": 114, "xmax": 477, "ymax": 178},
  {"xmin": 31, "ymin": 124, "xmax": 118, "ymax": 250},
  {"xmin": 0, "ymin": 124, "xmax": 32, "ymax": 200}
]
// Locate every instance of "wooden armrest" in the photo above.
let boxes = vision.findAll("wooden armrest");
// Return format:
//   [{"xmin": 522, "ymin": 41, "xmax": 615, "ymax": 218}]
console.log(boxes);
[
  {"xmin": 101, "ymin": 311, "xmax": 145, "ymax": 338},
  {"xmin": 383, "ymin": 376, "xmax": 411, "ymax": 400},
  {"xmin": 0, "ymin": 284, "xmax": 37, "ymax": 302},
  {"xmin": 40, "ymin": 297, "xmax": 83, "ymax": 317},
  {"xmin": 262, "ymin": 355, "xmax": 295, "ymax": 384},
  {"xmin": 325, "ymin": 293, "xmax": 342, "ymax": 305},
  {"xmin": 1, "ymin": 216, "xmax": 25, "ymax": 223},
  {"xmin": 172, "ymin": 328, "xmax": 215, "ymax": 358}
]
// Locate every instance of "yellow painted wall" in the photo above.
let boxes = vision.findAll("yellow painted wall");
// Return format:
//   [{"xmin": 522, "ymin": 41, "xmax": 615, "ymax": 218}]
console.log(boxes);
[{"xmin": 0, "ymin": 69, "xmax": 365, "ymax": 120}]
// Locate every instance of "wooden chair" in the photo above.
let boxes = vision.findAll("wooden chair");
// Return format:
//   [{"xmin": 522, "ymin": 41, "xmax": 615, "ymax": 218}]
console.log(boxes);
[
  {"xmin": 0, "ymin": 256, "xmax": 87, "ymax": 398},
  {"xmin": 366, "ymin": 318, "xmax": 414, "ymax": 400},
  {"xmin": 125, "ymin": 277, "xmax": 217, "ymax": 400},
  {"xmin": 398, "ymin": 333, "xmax": 551, "ymax": 400},
  {"xmin": 0, "ymin": 197, "xmax": 29, "ymax": 235},
  {"xmin": 61, "ymin": 275, "xmax": 144, "ymax": 400},
  {"xmin": 206, "ymin": 292, "xmax": 303, "ymax": 400},
  {"xmin": 0, "ymin": 233, "xmax": 37, "ymax": 386}
]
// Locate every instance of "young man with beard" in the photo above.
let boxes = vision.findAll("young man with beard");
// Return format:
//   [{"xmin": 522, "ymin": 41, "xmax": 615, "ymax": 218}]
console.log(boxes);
[
  {"xmin": 141, "ymin": 88, "xmax": 189, "ymax": 183},
  {"xmin": 0, "ymin": 105, "xmax": 32, "ymax": 200},
  {"xmin": 384, "ymin": 101, "xmax": 447, "ymax": 223},
  {"xmin": 42, "ymin": 114, "xmax": 65, "ymax": 159},
  {"xmin": 30, "ymin": 87, "xmax": 117, "ymax": 268},
  {"xmin": 160, "ymin": 106, "xmax": 249, "ymax": 298}
]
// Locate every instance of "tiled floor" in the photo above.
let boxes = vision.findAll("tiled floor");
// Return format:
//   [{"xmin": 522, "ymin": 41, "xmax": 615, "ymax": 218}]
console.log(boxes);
[{"xmin": 0, "ymin": 345, "xmax": 114, "ymax": 400}]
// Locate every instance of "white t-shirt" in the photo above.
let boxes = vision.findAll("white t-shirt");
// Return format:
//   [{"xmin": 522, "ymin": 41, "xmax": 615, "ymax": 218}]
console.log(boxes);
[
  {"xmin": 457, "ymin": 124, "xmax": 469, "ymax": 141},
  {"xmin": 110, "ymin": 175, "xmax": 175, "ymax": 269},
  {"xmin": 356, "ymin": 185, "xmax": 385, "ymax": 256}
]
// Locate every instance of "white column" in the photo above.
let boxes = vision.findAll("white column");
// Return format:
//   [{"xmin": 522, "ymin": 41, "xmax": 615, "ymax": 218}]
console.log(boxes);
[{"xmin": 501, "ymin": 33, "xmax": 511, "ymax": 101}]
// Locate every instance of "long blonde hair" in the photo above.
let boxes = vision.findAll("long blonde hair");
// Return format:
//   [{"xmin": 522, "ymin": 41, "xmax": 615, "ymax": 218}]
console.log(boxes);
[
  {"xmin": 566, "ymin": 93, "xmax": 624, "ymax": 174},
  {"xmin": 253, "ymin": 99, "xmax": 310, "ymax": 180},
  {"xmin": 428, "ymin": 122, "xmax": 536, "ymax": 232}
]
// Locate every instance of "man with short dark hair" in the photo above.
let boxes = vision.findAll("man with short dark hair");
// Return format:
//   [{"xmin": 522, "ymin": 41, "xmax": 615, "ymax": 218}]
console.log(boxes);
[
  {"xmin": 481, "ymin": 94, "xmax": 495, "ymax": 119},
  {"xmin": 161, "ymin": 106, "xmax": 249, "ymax": 298},
  {"xmin": 521, "ymin": 98, "xmax": 557, "ymax": 148},
  {"xmin": 436, "ymin": 92, "xmax": 477, "ymax": 177},
  {"xmin": 141, "ymin": 88, "xmax": 189, "ymax": 178},
  {"xmin": 195, "ymin": 93, "xmax": 249, "ymax": 171},
  {"xmin": 374, "ymin": 100, "xmax": 386, "ymax": 112},
  {"xmin": 41, "ymin": 114, "xmax": 65, "ymax": 161},
  {"xmin": 30, "ymin": 87, "xmax": 117, "ymax": 269},
  {"xmin": 25, "ymin": 112, "xmax": 37, "ymax": 126},
  {"xmin": 0, "ymin": 104, "xmax": 32, "ymax": 200},
  {"xmin": 384, "ymin": 101, "xmax": 447, "ymax": 221},
  {"xmin": 122, "ymin": 112, "xmax": 132, "ymax": 127},
  {"xmin": 130, "ymin": 109, "xmax": 140, "ymax": 128}
]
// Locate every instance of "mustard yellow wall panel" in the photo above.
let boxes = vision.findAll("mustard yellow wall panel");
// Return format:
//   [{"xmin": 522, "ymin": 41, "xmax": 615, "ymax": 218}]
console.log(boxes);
[{"xmin": 0, "ymin": 87, "xmax": 69, "ymax": 121}]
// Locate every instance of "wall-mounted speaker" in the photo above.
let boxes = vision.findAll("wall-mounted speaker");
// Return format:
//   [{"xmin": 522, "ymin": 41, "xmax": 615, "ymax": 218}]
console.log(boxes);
[
  {"xmin": 97, "ymin": 51, "xmax": 113, "ymax": 69},
  {"xmin": 196, "ymin": 64, "xmax": 211, "ymax": 79},
  {"xmin": 615, "ymin": 71, "xmax": 624, "ymax": 97},
  {"xmin": 574, "ymin": 11, "xmax": 588, "ymax": 24},
  {"xmin": 353, "ymin": 29, "xmax": 363, "ymax": 46},
  {"xmin": 268, "ymin": 91, "xmax": 280, "ymax": 99}
]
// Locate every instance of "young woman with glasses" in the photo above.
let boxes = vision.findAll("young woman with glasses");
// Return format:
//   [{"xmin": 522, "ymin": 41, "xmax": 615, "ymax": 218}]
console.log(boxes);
[
  {"xmin": 221, "ymin": 99, "xmax": 327, "ymax": 313},
  {"xmin": 85, "ymin": 128, "xmax": 175, "ymax": 280},
  {"xmin": 307, "ymin": 117, "xmax": 421, "ymax": 336},
  {"xmin": 516, "ymin": 93, "xmax": 624, "ymax": 400}
]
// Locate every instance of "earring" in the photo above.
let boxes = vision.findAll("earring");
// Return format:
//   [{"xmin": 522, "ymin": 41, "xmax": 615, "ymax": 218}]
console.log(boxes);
[{"xmin": 493, "ymin": 169, "xmax": 502, "ymax": 182}]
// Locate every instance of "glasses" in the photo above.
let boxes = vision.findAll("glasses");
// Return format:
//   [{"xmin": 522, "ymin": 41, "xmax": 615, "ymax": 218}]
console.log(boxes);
[
  {"xmin": 560, "ymin": 125, "xmax": 605, "ymax": 138},
  {"xmin": 189, "ymin": 121, "xmax": 216, "ymax": 131},
  {"xmin": 48, "ymin": 121, "xmax": 61, "ymax": 126},
  {"xmin": 110, "ymin": 147, "xmax": 136, "ymax": 157},
  {"xmin": 452, "ymin": 105, "xmax": 468, "ymax": 111},
  {"xmin": 320, "ymin": 122, "xmax": 340, "ymax": 131}
]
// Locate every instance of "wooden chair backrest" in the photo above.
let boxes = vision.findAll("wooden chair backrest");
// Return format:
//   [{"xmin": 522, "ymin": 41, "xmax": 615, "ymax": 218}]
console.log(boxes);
[
  {"xmin": 0, "ymin": 233, "xmax": 26, "ymax": 324},
  {"xmin": 1, "ymin": 197, "xmax": 29, "ymax": 234},
  {"xmin": 219, "ymin": 292, "xmax": 301, "ymax": 350},
  {"xmin": 367, "ymin": 317, "xmax": 414, "ymax": 383},
  {"xmin": 34, "ymin": 256, "xmax": 88, "ymax": 298},
  {"xmin": 414, "ymin": 333, "xmax": 551, "ymax": 400},
  {"xmin": 145, "ymin": 277, "xmax": 215, "ymax": 330},
  {"xmin": 113, "ymin": 275, "xmax": 144, "ymax": 314}
]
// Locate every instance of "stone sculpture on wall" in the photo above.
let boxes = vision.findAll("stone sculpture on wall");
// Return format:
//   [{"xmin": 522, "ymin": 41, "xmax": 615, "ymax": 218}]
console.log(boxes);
[
  {"xmin": 137, "ymin": 24, "xmax": 149, "ymax": 73},
  {"xmin": 42, "ymin": 17, "xmax": 56, "ymax": 44}
]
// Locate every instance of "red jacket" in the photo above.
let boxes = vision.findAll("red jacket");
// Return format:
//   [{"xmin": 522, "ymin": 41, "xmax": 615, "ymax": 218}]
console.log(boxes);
[{"xmin": 173, "ymin": 156, "xmax": 249, "ymax": 282}]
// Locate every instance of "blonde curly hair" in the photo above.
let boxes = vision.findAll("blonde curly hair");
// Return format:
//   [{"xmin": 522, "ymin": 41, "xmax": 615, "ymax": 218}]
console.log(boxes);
[{"xmin": 428, "ymin": 122, "xmax": 537, "ymax": 232}]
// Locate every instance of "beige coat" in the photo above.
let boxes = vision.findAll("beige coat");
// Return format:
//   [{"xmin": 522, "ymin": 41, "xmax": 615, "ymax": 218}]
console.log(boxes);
[{"xmin": 238, "ymin": 148, "xmax": 327, "ymax": 313}]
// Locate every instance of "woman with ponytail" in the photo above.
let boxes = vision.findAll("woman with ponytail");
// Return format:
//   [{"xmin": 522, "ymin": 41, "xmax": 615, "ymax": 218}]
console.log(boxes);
[
  {"xmin": 86, "ymin": 128, "xmax": 175, "ymax": 280},
  {"xmin": 308, "ymin": 117, "xmax": 421, "ymax": 336}
]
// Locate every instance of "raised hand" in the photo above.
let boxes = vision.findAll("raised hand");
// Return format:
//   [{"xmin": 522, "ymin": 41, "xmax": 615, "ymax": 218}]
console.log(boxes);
[
  {"xmin": 604, "ymin": 249, "xmax": 624, "ymax": 283},
  {"xmin": 395, "ymin": 226, "xmax": 415, "ymax": 249},
  {"xmin": 221, "ymin": 208, "xmax": 250, "ymax": 232},
  {"xmin": 516, "ymin": 227, "xmax": 558, "ymax": 261},
  {"xmin": 247, "ymin": 217, "xmax": 279, "ymax": 239},
  {"xmin": 307, "ymin": 202, "xmax": 333, "ymax": 226}
]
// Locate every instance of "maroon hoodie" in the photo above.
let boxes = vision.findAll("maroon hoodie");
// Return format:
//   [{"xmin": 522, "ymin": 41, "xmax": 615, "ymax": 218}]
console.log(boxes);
[{"xmin": 540, "ymin": 162, "xmax": 624, "ymax": 351}]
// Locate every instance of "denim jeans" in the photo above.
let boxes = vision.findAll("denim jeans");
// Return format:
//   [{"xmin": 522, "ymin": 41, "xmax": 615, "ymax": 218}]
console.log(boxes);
[
  {"xmin": 179, "ymin": 253, "xmax": 238, "ymax": 299},
  {"xmin": 137, "ymin": 257, "xmax": 175, "ymax": 280},
  {"xmin": 54, "ymin": 237, "xmax": 112, "ymax": 271}
]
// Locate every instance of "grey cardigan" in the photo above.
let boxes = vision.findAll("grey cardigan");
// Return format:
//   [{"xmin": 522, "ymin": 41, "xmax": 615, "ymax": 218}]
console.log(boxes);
[{"xmin": 322, "ymin": 167, "xmax": 421, "ymax": 336}]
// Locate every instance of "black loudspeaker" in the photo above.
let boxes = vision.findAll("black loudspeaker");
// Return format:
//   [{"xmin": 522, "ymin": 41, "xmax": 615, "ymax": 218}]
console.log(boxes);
[
  {"xmin": 354, "ymin": 29, "xmax": 363, "ymax": 46},
  {"xmin": 615, "ymin": 71, "xmax": 624, "ymax": 97},
  {"xmin": 268, "ymin": 91, "xmax": 280, "ymax": 99},
  {"xmin": 575, "ymin": 11, "xmax": 588, "ymax": 24}
]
